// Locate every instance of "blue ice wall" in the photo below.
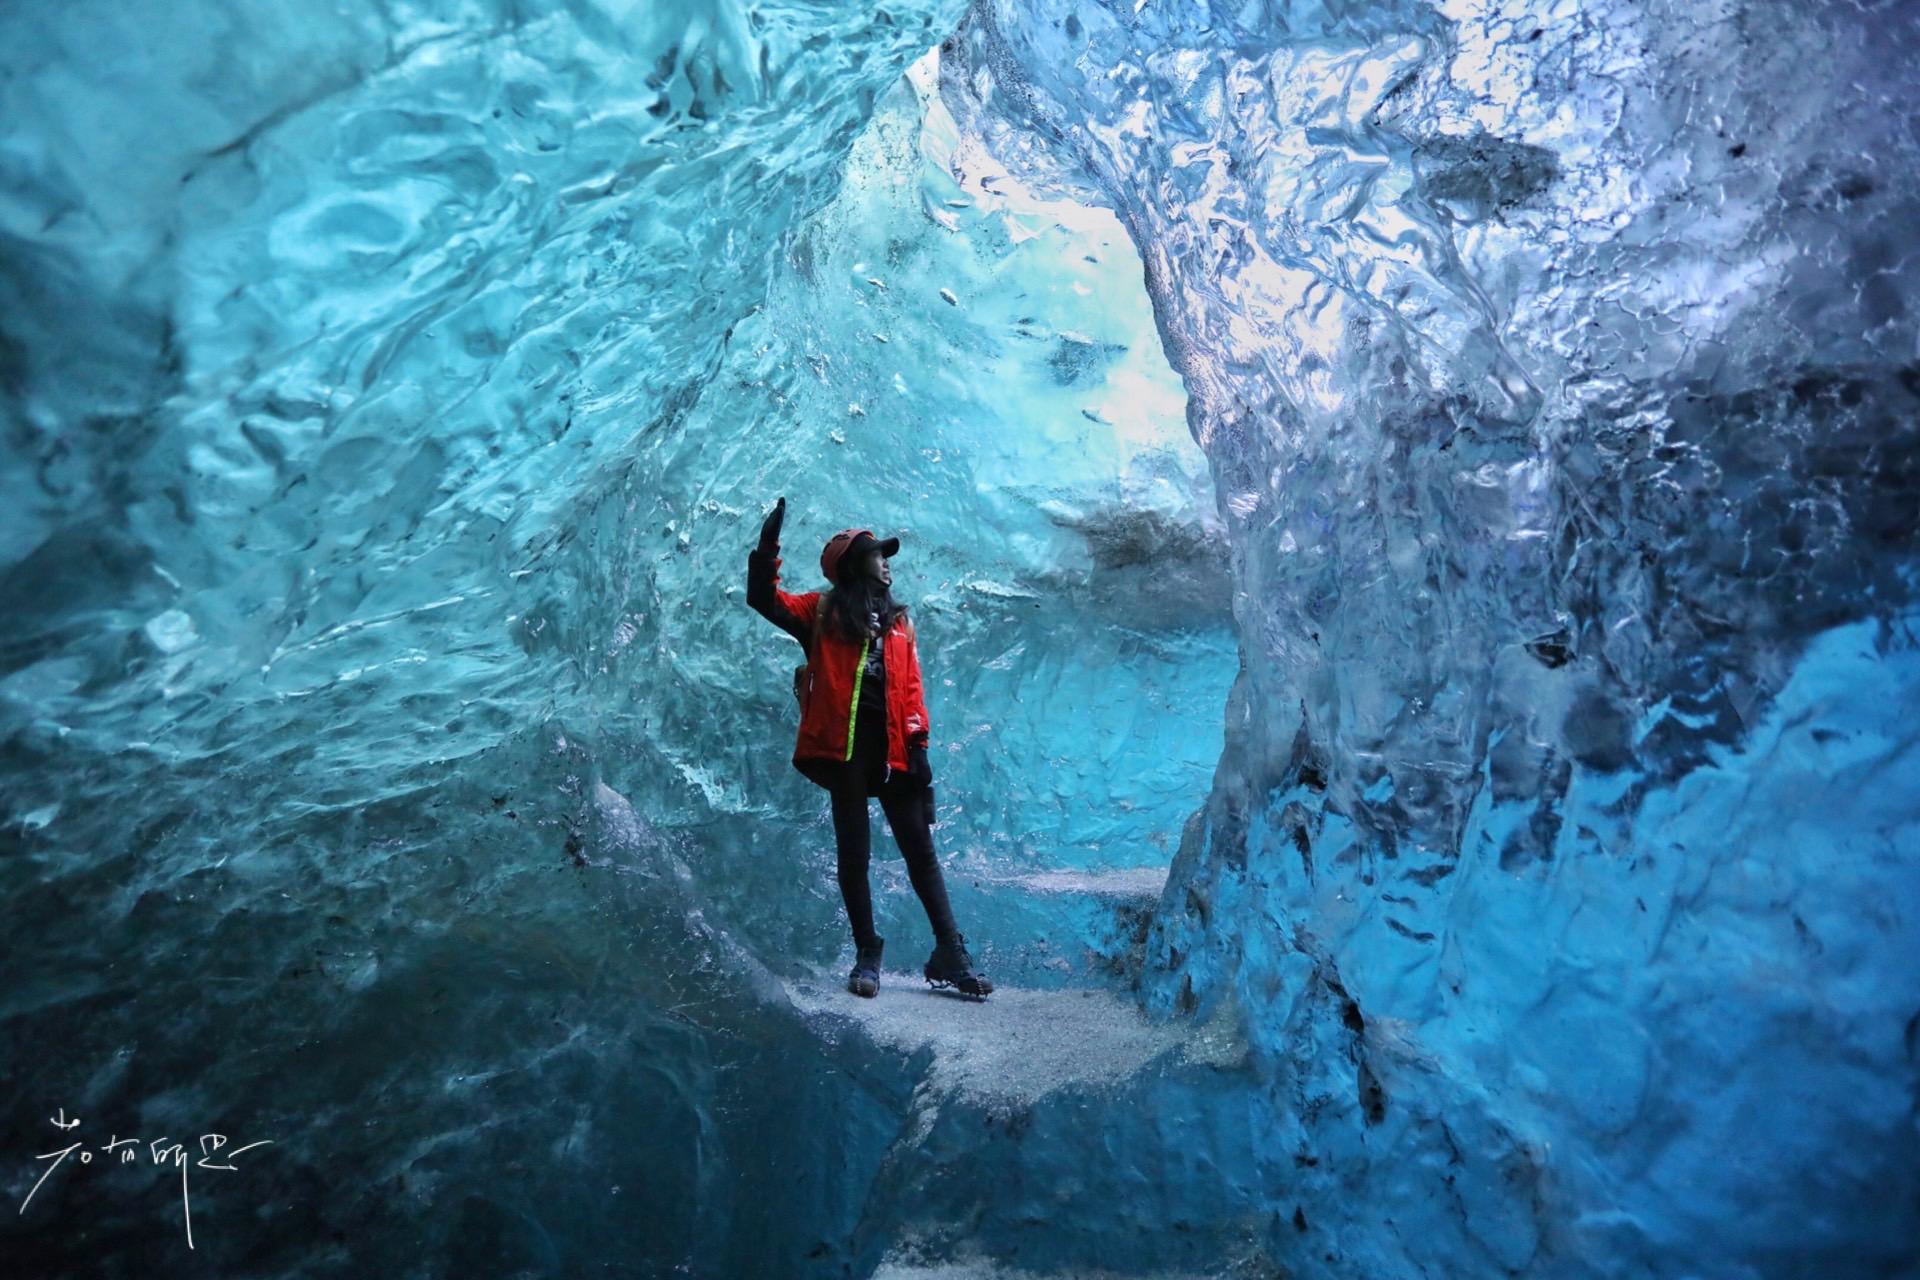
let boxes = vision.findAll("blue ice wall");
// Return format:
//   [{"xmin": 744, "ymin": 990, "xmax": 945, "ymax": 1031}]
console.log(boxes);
[
  {"xmin": 2, "ymin": 0, "xmax": 1917, "ymax": 1276},
  {"xmin": 1, "ymin": 1, "xmax": 1234, "ymax": 1274},
  {"xmin": 942, "ymin": 0, "xmax": 1920, "ymax": 1274}
]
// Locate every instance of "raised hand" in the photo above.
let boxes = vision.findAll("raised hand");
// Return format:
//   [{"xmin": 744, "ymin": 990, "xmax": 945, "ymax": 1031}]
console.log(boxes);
[{"xmin": 757, "ymin": 495, "xmax": 786, "ymax": 550}]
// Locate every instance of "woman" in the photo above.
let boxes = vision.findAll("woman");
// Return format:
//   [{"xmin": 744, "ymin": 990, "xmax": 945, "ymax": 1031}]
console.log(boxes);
[{"xmin": 746, "ymin": 495, "xmax": 993, "ymax": 1000}]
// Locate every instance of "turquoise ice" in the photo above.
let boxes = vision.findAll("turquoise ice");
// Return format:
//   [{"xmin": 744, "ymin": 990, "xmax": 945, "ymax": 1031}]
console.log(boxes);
[{"xmin": 1, "ymin": 1, "xmax": 1915, "ymax": 1276}]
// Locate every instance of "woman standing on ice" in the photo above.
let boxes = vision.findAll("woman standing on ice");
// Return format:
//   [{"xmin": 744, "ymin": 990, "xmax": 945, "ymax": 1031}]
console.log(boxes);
[{"xmin": 746, "ymin": 496, "xmax": 994, "ymax": 1000}]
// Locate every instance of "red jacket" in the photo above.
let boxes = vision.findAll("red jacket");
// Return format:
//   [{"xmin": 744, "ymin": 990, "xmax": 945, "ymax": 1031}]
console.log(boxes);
[{"xmin": 747, "ymin": 548, "xmax": 931, "ymax": 787}]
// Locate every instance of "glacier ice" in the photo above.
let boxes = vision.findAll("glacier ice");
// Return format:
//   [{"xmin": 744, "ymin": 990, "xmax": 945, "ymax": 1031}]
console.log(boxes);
[
  {"xmin": 2, "ymin": 0, "xmax": 1917, "ymax": 1276},
  {"xmin": 938, "ymin": 0, "xmax": 1920, "ymax": 1273}
]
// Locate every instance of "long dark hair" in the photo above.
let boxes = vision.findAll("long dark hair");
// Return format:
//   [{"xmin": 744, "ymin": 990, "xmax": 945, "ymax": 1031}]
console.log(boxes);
[{"xmin": 819, "ymin": 575, "xmax": 908, "ymax": 647}]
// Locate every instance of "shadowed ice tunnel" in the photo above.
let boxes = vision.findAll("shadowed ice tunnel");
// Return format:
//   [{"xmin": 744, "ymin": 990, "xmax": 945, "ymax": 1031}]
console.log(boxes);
[{"xmin": 2, "ymin": 1, "xmax": 1917, "ymax": 1277}]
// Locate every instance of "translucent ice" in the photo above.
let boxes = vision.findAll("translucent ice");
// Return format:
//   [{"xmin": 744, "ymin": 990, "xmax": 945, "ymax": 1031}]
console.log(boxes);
[
  {"xmin": 2, "ymin": 0, "xmax": 1917, "ymax": 1276},
  {"xmin": 941, "ymin": 0, "xmax": 1920, "ymax": 1273}
]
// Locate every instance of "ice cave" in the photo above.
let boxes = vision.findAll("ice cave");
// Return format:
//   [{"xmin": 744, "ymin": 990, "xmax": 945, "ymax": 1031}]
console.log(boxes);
[{"xmin": 2, "ymin": 0, "xmax": 1916, "ymax": 1276}]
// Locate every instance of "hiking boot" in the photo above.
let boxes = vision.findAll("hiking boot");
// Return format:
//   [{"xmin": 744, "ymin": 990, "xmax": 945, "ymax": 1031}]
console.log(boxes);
[
  {"xmin": 923, "ymin": 931, "xmax": 993, "ymax": 999},
  {"xmin": 847, "ymin": 935, "xmax": 884, "ymax": 998}
]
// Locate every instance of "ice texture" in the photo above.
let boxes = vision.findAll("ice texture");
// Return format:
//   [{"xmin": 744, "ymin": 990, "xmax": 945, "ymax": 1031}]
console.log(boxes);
[
  {"xmin": 940, "ymin": 0, "xmax": 1920, "ymax": 1273},
  {"xmin": 1, "ymin": 1, "xmax": 1230, "ymax": 1274},
  {"xmin": 2, "ymin": 0, "xmax": 1917, "ymax": 1276}
]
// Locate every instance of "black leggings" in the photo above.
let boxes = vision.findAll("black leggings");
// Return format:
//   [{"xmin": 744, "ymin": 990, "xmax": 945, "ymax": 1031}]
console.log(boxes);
[{"xmin": 831, "ymin": 714, "xmax": 957, "ymax": 949}]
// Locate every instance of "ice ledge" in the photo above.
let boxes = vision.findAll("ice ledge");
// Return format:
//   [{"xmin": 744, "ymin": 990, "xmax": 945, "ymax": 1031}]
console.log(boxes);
[
  {"xmin": 973, "ymin": 865, "xmax": 1170, "ymax": 900},
  {"xmin": 780, "ymin": 963, "xmax": 1245, "ymax": 1112},
  {"xmin": 873, "ymin": 1260, "xmax": 1245, "ymax": 1280}
]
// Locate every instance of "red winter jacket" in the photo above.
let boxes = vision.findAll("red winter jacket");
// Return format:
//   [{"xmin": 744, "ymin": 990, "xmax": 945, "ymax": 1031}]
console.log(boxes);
[{"xmin": 747, "ymin": 547, "xmax": 931, "ymax": 788}]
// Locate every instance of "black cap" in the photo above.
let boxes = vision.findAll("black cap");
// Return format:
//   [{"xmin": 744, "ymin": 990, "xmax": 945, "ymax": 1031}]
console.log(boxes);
[
  {"xmin": 832, "ymin": 530, "xmax": 900, "ymax": 582},
  {"xmin": 849, "ymin": 531, "xmax": 900, "ymax": 559}
]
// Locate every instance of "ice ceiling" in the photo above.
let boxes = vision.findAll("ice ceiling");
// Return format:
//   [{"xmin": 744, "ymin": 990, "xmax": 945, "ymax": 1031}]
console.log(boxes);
[{"xmin": 2, "ymin": 0, "xmax": 1916, "ymax": 1276}]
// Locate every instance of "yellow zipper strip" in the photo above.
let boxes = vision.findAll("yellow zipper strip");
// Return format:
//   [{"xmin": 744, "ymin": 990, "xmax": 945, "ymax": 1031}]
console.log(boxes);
[{"xmin": 844, "ymin": 648, "xmax": 866, "ymax": 761}]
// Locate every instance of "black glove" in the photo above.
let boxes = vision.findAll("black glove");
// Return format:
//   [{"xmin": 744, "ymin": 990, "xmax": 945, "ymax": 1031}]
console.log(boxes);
[
  {"xmin": 907, "ymin": 742, "xmax": 932, "ymax": 787},
  {"xmin": 757, "ymin": 496, "xmax": 786, "ymax": 551}
]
